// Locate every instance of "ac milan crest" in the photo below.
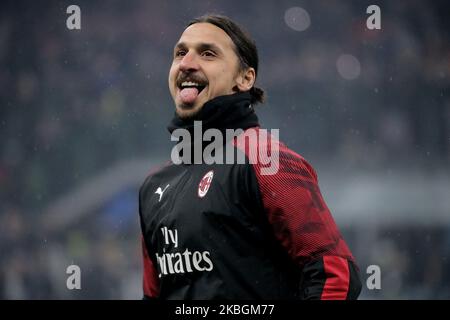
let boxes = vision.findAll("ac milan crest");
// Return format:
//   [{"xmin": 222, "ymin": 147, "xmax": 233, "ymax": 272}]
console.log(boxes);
[{"xmin": 198, "ymin": 170, "xmax": 214, "ymax": 198}]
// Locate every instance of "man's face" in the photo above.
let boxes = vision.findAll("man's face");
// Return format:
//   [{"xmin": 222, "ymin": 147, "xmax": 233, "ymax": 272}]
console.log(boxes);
[{"xmin": 168, "ymin": 23, "xmax": 242, "ymax": 119}]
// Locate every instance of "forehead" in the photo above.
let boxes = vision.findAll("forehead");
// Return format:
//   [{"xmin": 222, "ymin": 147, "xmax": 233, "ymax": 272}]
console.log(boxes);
[{"xmin": 176, "ymin": 22, "xmax": 235, "ymax": 51}]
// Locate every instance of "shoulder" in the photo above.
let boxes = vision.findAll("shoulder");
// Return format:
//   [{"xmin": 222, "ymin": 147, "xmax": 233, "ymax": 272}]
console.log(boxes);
[
  {"xmin": 139, "ymin": 159, "xmax": 173, "ymax": 199},
  {"xmin": 232, "ymin": 126, "xmax": 317, "ymax": 181}
]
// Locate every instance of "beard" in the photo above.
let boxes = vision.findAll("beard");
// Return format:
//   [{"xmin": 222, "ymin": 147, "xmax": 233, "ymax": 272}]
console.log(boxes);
[{"xmin": 175, "ymin": 102, "xmax": 203, "ymax": 120}]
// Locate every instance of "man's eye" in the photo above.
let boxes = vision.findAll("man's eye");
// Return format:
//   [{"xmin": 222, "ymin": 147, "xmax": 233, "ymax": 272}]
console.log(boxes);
[
  {"xmin": 175, "ymin": 50, "xmax": 186, "ymax": 57},
  {"xmin": 202, "ymin": 50, "xmax": 216, "ymax": 57}
]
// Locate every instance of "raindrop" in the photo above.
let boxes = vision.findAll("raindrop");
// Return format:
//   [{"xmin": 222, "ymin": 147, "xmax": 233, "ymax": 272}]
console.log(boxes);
[
  {"xmin": 336, "ymin": 54, "xmax": 361, "ymax": 80},
  {"xmin": 284, "ymin": 7, "xmax": 311, "ymax": 32}
]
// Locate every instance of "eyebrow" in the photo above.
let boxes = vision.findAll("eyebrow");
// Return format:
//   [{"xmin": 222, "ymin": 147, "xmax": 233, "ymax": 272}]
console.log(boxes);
[{"xmin": 174, "ymin": 42, "xmax": 223, "ymax": 55}]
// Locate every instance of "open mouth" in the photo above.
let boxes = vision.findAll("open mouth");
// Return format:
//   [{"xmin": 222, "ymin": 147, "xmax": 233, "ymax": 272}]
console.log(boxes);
[{"xmin": 178, "ymin": 81, "xmax": 207, "ymax": 94}]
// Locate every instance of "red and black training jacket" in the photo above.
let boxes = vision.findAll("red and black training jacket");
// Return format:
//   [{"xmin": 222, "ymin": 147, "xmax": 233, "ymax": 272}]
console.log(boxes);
[{"xmin": 139, "ymin": 92, "xmax": 362, "ymax": 299}]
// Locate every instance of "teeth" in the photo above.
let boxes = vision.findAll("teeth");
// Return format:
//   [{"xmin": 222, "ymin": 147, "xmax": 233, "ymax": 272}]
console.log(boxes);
[{"xmin": 181, "ymin": 81, "xmax": 201, "ymax": 87}]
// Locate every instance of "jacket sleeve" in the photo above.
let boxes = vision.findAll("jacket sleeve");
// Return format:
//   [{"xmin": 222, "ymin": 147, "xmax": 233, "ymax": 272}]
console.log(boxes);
[
  {"xmin": 139, "ymin": 172, "xmax": 161, "ymax": 299},
  {"xmin": 141, "ymin": 236, "xmax": 160, "ymax": 299},
  {"xmin": 236, "ymin": 132, "xmax": 362, "ymax": 299}
]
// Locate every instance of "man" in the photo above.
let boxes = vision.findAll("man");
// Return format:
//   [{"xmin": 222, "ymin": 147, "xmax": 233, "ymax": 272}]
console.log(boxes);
[{"xmin": 139, "ymin": 14, "xmax": 362, "ymax": 299}]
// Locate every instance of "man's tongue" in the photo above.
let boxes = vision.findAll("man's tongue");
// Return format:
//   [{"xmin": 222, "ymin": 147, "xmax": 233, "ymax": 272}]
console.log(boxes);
[{"xmin": 180, "ymin": 87, "xmax": 199, "ymax": 104}]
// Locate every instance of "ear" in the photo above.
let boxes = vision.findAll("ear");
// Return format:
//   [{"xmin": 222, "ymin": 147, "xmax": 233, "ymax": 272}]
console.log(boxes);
[{"xmin": 235, "ymin": 67, "xmax": 256, "ymax": 92}]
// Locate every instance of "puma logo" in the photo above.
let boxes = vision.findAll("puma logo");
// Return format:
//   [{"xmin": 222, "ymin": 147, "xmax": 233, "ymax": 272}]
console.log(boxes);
[{"xmin": 155, "ymin": 184, "xmax": 170, "ymax": 202}]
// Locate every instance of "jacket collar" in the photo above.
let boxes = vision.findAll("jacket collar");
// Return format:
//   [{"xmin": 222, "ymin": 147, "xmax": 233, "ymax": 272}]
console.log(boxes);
[{"xmin": 167, "ymin": 91, "xmax": 259, "ymax": 134}]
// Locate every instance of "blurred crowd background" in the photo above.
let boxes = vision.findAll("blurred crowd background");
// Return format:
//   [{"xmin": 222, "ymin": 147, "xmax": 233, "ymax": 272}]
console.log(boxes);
[{"xmin": 1, "ymin": 0, "xmax": 449, "ymax": 299}]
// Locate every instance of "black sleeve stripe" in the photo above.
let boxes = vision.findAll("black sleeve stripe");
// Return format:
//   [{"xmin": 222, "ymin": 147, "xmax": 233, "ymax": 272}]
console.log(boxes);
[
  {"xmin": 299, "ymin": 258, "xmax": 327, "ymax": 300},
  {"xmin": 346, "ymin": 260, "xmax": 363, "ymax": 300}
]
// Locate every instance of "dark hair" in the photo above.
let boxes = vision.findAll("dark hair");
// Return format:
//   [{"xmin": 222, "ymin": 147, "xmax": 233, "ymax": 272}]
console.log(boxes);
[{"xmin": 187, "ymin": 14, "xmax": 265, "ymax": 105}]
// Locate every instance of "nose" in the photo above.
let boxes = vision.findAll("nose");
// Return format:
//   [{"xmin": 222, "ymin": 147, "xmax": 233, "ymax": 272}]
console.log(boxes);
[{"xmin": 179, "ymin": 51, "xmax": 200, "ymax": 72}]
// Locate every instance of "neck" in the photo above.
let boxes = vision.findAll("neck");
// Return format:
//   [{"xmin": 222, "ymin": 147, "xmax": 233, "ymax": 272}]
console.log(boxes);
[
  {"xmin": 168, "ymin": 91, "xmax": 259, "ymax": 134},
  {"xmin": 167, "ymin": 92, "xmax": 260, "ymax": 164}
]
